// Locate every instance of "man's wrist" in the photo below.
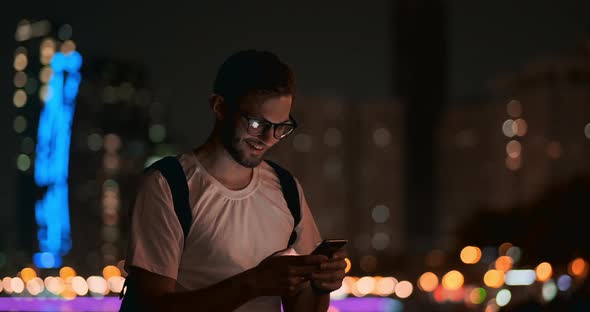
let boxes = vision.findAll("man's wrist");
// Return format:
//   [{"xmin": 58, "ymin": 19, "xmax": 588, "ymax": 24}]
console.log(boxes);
[{"xmin": 310, "ymin": 281, "xmax": 332, "ymax": 295}]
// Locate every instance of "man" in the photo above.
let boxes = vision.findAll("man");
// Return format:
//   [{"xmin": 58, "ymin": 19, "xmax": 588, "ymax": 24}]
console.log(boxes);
[{"xmin": 123, "ymin": 50, "xmax": 347, "ymax": 311}]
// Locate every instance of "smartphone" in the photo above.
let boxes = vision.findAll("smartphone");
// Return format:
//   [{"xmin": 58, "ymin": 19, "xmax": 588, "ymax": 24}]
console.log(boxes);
[{"xmin": 311, "ymin": 239, "xmax": 348, "ymax": 257}]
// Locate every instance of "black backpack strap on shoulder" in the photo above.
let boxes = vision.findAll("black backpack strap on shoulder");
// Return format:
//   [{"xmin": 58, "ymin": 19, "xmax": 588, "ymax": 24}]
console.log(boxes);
[
  {"xmin": 119, "ymin": 156, "xmax": 191, "ymax": 310},
  {"xmin": 265, "ymin": 160, "xmax": 301, "ymax": 247},
  {"xmin": 145, "ymin": 155, "xmax": 192, "ymax": 239}
]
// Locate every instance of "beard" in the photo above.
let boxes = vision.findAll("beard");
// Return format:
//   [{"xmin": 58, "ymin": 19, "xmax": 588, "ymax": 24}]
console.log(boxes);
[{"xmin": 219, "ymin": 120, "xmax": 266, "ymax": 168}]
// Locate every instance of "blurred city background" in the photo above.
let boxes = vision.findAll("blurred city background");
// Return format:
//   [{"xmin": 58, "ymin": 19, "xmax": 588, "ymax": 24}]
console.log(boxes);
[{"xmin": 1, "ymin": 1, "xmax": 590, "ymax": 311}]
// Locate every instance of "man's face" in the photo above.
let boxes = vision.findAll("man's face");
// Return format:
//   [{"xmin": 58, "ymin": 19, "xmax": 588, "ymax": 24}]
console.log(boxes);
[{"xmin": 220, "ymin": 94, "xmax": 293, "ymax": 168}]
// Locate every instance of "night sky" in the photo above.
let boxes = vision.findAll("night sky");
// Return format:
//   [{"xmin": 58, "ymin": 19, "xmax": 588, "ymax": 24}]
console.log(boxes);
[{"xmin": 1, "ymin": 0, "xmax": 589, "ymax": 245}]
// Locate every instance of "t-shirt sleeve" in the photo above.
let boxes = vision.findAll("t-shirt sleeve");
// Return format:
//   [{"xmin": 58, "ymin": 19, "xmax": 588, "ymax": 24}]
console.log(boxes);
[
  {"xmin": 291, "ymin": 178, "xmax": 323, "ymax": 255},
  {"xmin": 124, "ymin": 169, "xmax": 185, "ymax": 280}
]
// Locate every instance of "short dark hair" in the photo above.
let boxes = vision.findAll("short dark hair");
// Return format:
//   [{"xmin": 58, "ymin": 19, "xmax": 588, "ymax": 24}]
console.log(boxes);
[{"xmin": 213, "ymin": 50, "xmax": 296, "ymax": 108}]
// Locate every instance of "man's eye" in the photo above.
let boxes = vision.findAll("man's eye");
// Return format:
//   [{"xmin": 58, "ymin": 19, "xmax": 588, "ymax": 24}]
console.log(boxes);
[{"xmin": 251, "ymin": 121, "xmax": 261, "ymax": 128}]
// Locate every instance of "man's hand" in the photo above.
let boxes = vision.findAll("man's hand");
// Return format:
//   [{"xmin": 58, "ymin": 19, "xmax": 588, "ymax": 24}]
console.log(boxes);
[
  {"xmin": 310, "ymin": 248, "xmax": 347, "ymax": 293},
  {"xmin": 245, "ymin": 254, "xmax": 328, "ymax": 297}
]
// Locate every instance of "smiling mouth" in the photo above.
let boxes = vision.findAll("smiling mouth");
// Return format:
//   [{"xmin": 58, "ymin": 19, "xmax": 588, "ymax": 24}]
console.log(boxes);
[{"xmin": 246, "ymin": 141, "xmax": 265, "ymax": 151}]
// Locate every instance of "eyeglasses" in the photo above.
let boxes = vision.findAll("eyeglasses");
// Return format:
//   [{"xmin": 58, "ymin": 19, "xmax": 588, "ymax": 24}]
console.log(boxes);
[{"xmin": 239, "ymin": 111, "xmax": 298, "ymax": 139}]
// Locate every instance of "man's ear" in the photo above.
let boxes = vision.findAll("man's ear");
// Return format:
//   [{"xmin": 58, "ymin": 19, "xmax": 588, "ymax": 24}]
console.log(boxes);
[{"xmin": 209, "ymin": 94, "xmax": 226, "ymax": 120}]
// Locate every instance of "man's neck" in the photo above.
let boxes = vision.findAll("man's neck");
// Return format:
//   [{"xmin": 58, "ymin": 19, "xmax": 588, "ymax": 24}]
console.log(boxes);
[{"xmin": 194, "ymin": 136, "xmax": 254, "ymax": 190}]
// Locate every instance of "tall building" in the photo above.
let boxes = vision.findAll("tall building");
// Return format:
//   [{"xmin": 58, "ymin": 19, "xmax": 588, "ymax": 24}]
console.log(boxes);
[
  {"xmin": 436, "ymin": 41, "xmax": 590, "ymax": 250},
  {"xmin": 10, "ymin": 18, "xmax": 81, "ymax": 270},
  {"xmin": 68, "ymin": 59, "xmax": 176, "ymax": 275},
  {"xmin": 9, "ymin": 18, "xmax": 176, "ymax": 275}
]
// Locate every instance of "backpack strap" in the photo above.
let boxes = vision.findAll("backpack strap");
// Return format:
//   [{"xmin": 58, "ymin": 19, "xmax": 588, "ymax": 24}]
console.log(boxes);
[
  {"xmin": 119, "ymin": 156, "xmax": 191, "ymax": 308},
  {"xmin": 265, "ymin": 160, "xmax": 301, "ymax": 247},
  {"xmin": 146, "ymin": 156, "xmax": 192, "ymax": 239}
]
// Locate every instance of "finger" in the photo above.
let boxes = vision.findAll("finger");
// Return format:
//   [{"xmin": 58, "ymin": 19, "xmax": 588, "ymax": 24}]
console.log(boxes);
[
  {"xmin": 320, "ymin": 259, "xmax": 347, "ymax": 271},
  {"xmin": 298, "ymin": 254, "xmax": 329, "ymax": 265},
  {"xmin": 288, "ymin": 264, "xmax": 324, "ymax": 276},
  {"xmin": 311, "ymin": 271, "xmax": 346, "ymax": 282},
  {"xmin": 331, "ymin": 248, "xmax": 347, "ymax": 260}
]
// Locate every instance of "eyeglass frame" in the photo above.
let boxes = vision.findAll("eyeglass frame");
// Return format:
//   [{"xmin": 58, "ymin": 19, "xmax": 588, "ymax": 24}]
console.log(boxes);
[{"xmin": 238, "ymin": 111, "xmax": 298, "ymax": 140}]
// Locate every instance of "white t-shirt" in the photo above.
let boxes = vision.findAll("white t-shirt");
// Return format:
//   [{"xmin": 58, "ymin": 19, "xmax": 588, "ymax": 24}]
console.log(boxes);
[{"xmin": 125, "ymin": 152, "xmax": 323, "ymax": 311}]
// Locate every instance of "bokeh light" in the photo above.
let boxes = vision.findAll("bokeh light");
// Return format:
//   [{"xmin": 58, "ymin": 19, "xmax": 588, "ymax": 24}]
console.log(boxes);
[
  {"xmin": 26, "ymin": 277, "xmax": 44, "ymax": 296},
  {"xmin": 542, "ymin": 279, "xmax": 558, "ymax": 302},
  {"xmin": 356, "ymin": 276, "xmax": 376, "ymax": 296},
  {"xmin": 39, "ymin": 66, "xmax": 53, "ymax": 84},
  {"xmin": 102, "ymin": 265, "xmax": 121, "ymax": 280},
  {"xmin": 506, "ymin": 140, "xmax": 521, "ymax": 158},
  {"xmin": 505, "ymin": 155, "xmax": 522, "ymax": 171},
  {"xmin": 460, "ymin": 246, "xmax": 482, "ymax": 264},
  {"xmin": 371, "ymin": 205, "xmax": 390, "ymax": 223},
  {"xmin": 11, "ymin": 277, "xmax": 25, "ymax": 294},
  {"xmin": 507, "ymin": 100, "xmax": 522, "ymax": 118},
  {"xmin": 107, "ymin": 276, "xmax": 125, "ymax": 293},
  {"xmin": 569, "ymin": 258, "xmax": 589, "ymax": 278},
  {"xmin": 40, "ymin": 38, "xmax": 56, "ymax": 65},
  {"xmin": 502, "ymin": 120, "xmax": 515, "ymax": 137},
  {"xmin": 149, "ymin": 124, "xmax": 166, "ymax": 143},
  {"xmin": 373, "ymin": 128, "xmax": 391, "ymax": 147},
  {"xmin": 442, "ymin": 270, "xmax": 464, "ymax": 291},
  {"xmin": 13, "ymin": 89, "xmax": 27, "ymax": 107},
  {"xmin": 469, "ymin": 287, "xmax": 487, "ymax": 304},
  {"xmin": 557, "ymin": 275, "xmax": 572, "ymax": 291},
  {"xmin": 14, "ymin": 116, "xmax": 27, "ymax": 133},
  {"xmin": 71, "ymin": 276, "xmax": 89, "ymax": 296},
  {"xmin": 2, "ymin": 277, "xmax": 13, "ymax": 294},
  {"xmin": 45, "ymin": 276, "xmax": 66, "ymax": 295},
  {"xmin": 536, "ymin": 262, "xmax": 553, "ymax": 282},
  {"xmin": 344, "ymin": 258, "xmax": 351, "ymax": 273},
  {"xmin": 60, "ymin": 267, "xmax": 77, "ymax": 280},
  {"xmin": 394, "ymin": 281, "xmax": 413, "ymax": 299},
  {"xmin": 14, "ymin": 53, "xmax": 28, "ymax": 71},
  {"xmin": 371, "ymin": 232, "xmax": 390, "ymax": 250},
  {"xmin": 104, "ymin": 134, "xmax": 122, "ymax": 153},
  {"xmin": 513, "ymin": 119, "xmax": 528, "ymax": 136},
  {"xmin": 87, "ymin": 276, "xmax": 109, "ymax": 296},
  {"xmin": 14, "ymin": 71, "xmax": 27, "ymax": 88},
  {"xmin": 505, "ymin": 270, "xmax": 536, "ymax": 286},
  {"xmin": 20, "ymin": 267, "xmax": 37, "ymax": 283},
  {"xmin": 496, "ymin": 289, "xmax": 511, "ymax": 307},
  {"xmin": 375, "ymin": 277, "xmax": 397, "ymax": 296},
  {"xmin": 484, "ymin": 270, "xmax": 505, "ymax": 288},
  {"xmin": 506, "ymin": 246, "xmax": 522, "ymax": 263},
  {"xmin": 499, "ymin": 242, "xmax": 512, "ymax": 255},
  {"xmin": 418, "ymin": 272, "xmax": 438, "ymax": 292},
  {"xmin": 495, "ymin": 256, "xmax": 513, "ymax": 272},
  {"xmin": 17, "ymin": 154, "xmax": 32, "ymax": 172}
]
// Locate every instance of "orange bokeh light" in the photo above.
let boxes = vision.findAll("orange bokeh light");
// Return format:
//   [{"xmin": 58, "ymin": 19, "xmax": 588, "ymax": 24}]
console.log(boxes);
[
  {"xmin": 102, "ymin": 265, "xmax": 122, "ymax": 280},
  {"xmin": 442, "ymin": 270, "xmax": 464, "ymax": 291},
  {"xmin": 495, "ymin": 256, "xmax": 513, "ymax": 272},
  {"xmin": 460, "ymin": 246, "xmax": 482, "ymax": 264},
  {"xmin": 569, "ymin": 258, "xmax": 589, "ymax": 278},
  {"xmin": 59, "ymin": 267, "xmax": 76, "ymax": 280},
  {"xmin": 484, "ymin": 270, "xmax": 505, "ymax": 288},
  {"xmin": 535, "ymin": 262, "xmax": 553, "ymax": 282},
  {"xmin": 418, "ymin": 272, "xmax": 439, "ymax": 292}
]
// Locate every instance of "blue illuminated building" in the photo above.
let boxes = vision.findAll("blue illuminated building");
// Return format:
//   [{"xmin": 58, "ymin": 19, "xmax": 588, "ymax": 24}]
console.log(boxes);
[{"xmin": 33, "ymin": 51, "xmax": 82, "ymax": 268}]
